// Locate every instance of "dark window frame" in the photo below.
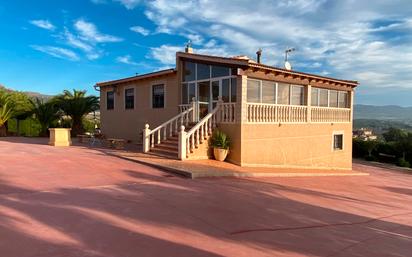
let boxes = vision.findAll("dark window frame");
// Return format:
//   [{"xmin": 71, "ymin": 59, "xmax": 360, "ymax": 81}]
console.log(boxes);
[
  {"xmin": 124, "ymin": 88, "xmax": 134, "ymax": 110},
  {"xmin": 106, "ymin": 91, "xmax": 114, "ymax": 110},
  {"xmin": 333, "ymin": 134, "xmax": 344, "ymax": 151},
  {"xmin": 152, "ymin": 84, "xmax": 165, "ymax": 109}
]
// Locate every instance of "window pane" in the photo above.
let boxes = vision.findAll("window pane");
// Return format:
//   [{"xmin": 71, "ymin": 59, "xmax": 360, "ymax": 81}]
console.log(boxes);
[
  {"xmin": 262, "ymin": 80, "xmax": 276, "ymax": 104},
  {"xmin": 339, "ymin": 91, "xmax": 348, "ymax": 108},
  {"xmin": 211, "ymin": 65, "xmax": 229, "ymax": 78},
  {"xmin": 198, "ymin": 81, "xmax": 210, "ymax": 103},
  {"xmin": 152, "ymin": 84, "xmax": 164, "ymax": 108},
  {"xmin": 247, "ymin": 79, "xmax": 260, "ymax": 103},
  {"xmin": 107, "ymin": 91, "xmax": 114, "ymax": 110},
  {"xmin": 230, "ymin": 78, "xmax": 237, "ymax": 102},
  {"xmin": 329, "ymin": 90, "xmax": 338, "ymax": 107},
  {"xmin": 311, "ymin": 88, "xmax": 319, "ymax": 106},
  {"xmin": 197, "ymin": 63, "xmax": 210, "ymax": 80},
  {"xmin": 181, "ymin": 83, "xmax": 188, "ymax": 104},
  {"xmin": 222, "ymin": 79, "xmax": 230, "ymax": 102},
  {"xmin": 277, "ymin": 83, "xmax": 290, "ymax": 105},
  {"xmin": 334, "ymin": 134, "xmax": 343, "ymax": 150},
  {"xmin": 125, "ymin": 88, "xmax": 134, "ymax": 109},
  {"xmin": 291, "ymin": 85, "xmax": 305, "ymax": 105},
  {"xmin": 183, "ymin": 61, "xmax": 195, "ymax": 82},
  {"xmin": 319, "ymin": 89, "xmax": 328, "ymax": 107},
  {"xmin": 188, "ymin": 83, "xmax": 196, "ymax": 102},
  {"xmin": 212, "ymin": 81, "xmax": 219, "ymax": 101}
]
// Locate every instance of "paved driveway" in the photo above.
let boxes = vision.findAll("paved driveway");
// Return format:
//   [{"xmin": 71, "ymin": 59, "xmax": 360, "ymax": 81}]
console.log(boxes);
[{"xmin": 0, "ymin": 137, "xmax": 411, "ymax": 257}]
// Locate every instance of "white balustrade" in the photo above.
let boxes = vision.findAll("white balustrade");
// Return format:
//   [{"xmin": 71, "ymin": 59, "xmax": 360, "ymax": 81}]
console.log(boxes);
[
  {"xmin": 311, "ymin": 107, "xmax": 351, "ymax": 123},
  {"xmin": 246, "ymin": 103, "xmax": 351, "ymax": 123},
  {"xmin": 247, "ymin": 103, "xmax": 307, "ymax": 123},
  {"xmin": 218, "ymin": 103, "xmax": 236, "ymax": 123},
  {"xmin": 143, "ymin": 107, "xmax": 193, "ymax": 153}
]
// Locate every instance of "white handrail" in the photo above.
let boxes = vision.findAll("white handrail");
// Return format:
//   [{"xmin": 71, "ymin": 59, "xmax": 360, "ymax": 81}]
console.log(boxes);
[
  {"xmin": 143, "ymin": 107, "xmax": 193, "ymax": 152},
  {"xmin": 179, "ymin": 104, "xmax": 220, "ymax": 160}
]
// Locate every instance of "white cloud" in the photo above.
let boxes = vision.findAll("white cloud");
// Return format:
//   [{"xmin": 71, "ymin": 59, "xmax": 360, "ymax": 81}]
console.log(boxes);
[
  {"xmin": 31, "ymin": 45, "xmax": 79, "ymax": 61},
  {"xmin": 130, "ymin": 26, "xmax": 150, "ymax": 36},
  {"xmin": 30, "ymin": 20, "xmax": 55, "ymax": 30},
  {"xmin": 74, "ymin": 19, "xmax": 123, "ymax": 43},
  {"xmin": 149, "ymin": 44, "xmax": 229, "ymax": 66},
  {"xmin": 143, "ymin": 0, "xmax": 412, "ymax": 90},
  {"xmin": 116, "ymin": 55, "xmax": 138, "ymax": 65},
  {"xmin": 114, "ymin": 0, "xmax": 140, "ymax": 9},
  {"xmin": 63, "ymin": 29, "xmax": 103, "ymax": 60}
]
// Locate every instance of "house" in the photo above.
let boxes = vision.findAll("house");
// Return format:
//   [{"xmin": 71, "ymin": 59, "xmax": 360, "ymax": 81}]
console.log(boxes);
[
  {"xmin": 95, "ymin": 46, "xmax": 358, "ymax": 170},
  {"xmin": 353, "ymin": 128, "xmax": 378, "ymax": 141}
]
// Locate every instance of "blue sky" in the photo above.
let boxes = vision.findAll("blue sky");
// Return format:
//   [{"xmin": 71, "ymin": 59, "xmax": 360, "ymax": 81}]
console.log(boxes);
[{"xmin": 0, "ymin": 0, "xmax": 411, "ymax": 106}]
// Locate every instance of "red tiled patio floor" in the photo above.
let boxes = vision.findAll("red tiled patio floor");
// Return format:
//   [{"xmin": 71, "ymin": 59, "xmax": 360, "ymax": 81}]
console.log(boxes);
[{"xmin": 0, "ymin": 137, "xmax": 411, "ymax": 257}]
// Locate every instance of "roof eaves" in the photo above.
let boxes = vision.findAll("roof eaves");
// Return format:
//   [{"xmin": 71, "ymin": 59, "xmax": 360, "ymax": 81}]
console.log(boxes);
[{"xmin": 96, "ymin": 68, "xmax": 176, "ymax": 87}]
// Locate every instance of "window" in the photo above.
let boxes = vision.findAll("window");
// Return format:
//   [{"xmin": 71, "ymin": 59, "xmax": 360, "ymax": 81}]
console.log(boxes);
[
  {"xmin": 262, "ymin": 81, "xmax": 276, "ymax": 104},
  {"xmin": 277, "ymin": 83, "xmax": 290, "ymax": 105},
  {"xmin": 197, "ymin": 63, "xmax": 210, "ymax": 80},
  {"xmin": 333, "ymin": 134, "xmax": 343, "ymax": 150},
  {"xmin": 329, "ymin": 90, "xmax": 338, "ymax": 108},
  {"xmin": 311, "ymin": 87, "xmax": 319, "ymax": 106},
  {"xmin": 106, "ymin": 91, "xmax": 114, "ymax": 110},
  {"xmin": 183, "ymin": 61, "xmax": 195, "ymax": 82},
  {"xmin": 339, "ymin": 92, "xmax": 348, "ymax": 108},
  {"xmin": 247, "ymin": 79, "xmax": 261, "ymax": 103},
  {"xmin": 212, "ymin": 65, "xmax": 229, "ymax": 78},
  {"xmin": 124, "ymin": 88, "xmax": 134, "ymax": 109},
  {"xmin": 291, "ymin": 85, "xmax": 305, "ymax": 105},
  {"xmin": 319, "ymin": 89, "xmax": 328, "ymax": 107},
  {"xmin": 231, "ymin": 78, "xmax": 237, "ymax": 102},
  {"xmin": 181, "ymin": 84, "xmax": 188, "ymax": 104},
  {"xmin": 222, "ymin": 79, "xmax": 230, "ymax": 102},
  {"xmin": 152, "ymin": 84, "xmax": 165, "ymax": 108}
]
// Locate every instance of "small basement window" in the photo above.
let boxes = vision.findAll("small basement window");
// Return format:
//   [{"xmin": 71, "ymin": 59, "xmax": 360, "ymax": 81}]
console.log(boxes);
[{"xmin": 333, "ymin": 134, "xmax": 343, "ymax": 150}]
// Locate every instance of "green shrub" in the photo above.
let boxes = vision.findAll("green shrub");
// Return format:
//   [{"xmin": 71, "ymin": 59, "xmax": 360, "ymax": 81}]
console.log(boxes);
[
  {"xmin": 396, "ymin": 158, "xmax": 410, "ymax": 168},
  {"xmin": 211, "ymin": 130, "xmax": 230, "ymax": 150},
  {"xmin": 364, "ymin": 155, "xmax": 378, "ymax": 162}
]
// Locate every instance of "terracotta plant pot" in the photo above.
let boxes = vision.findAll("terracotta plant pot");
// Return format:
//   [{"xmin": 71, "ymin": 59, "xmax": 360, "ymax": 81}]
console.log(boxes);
[{"xmin": 213, "ymin": 148, "xmax": 228, "ymax": 162}]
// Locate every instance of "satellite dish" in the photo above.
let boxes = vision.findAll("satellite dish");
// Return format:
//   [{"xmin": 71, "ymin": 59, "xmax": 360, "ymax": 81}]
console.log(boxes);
[{"xmin": 284, "ymin": 61, "xmax": 292, "ymax": 70}]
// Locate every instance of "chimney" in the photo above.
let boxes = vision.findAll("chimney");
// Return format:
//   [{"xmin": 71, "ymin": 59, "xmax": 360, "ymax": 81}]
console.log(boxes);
[
  {"xmin": 256, "ymin": 48, "xmax": 262, "ymax": 63},
  {"xmin": 185, "ymin": 40, "xmax": 193, "ymax": 54}
]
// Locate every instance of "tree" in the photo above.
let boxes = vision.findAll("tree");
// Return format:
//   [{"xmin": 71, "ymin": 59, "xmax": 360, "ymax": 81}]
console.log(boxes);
[
  {"xmin": 7, "ymin": 91, "xmax": 33, "ymax": 135},
  {"xmin": 383, "ymin": 127, "xmax": 407, "ymax": 142},
  {"xmin": 54, "ymin": 90, "xmax": 99, "ymax": 136},
  {"xmin": 30, "ymin": 98, "xmax": 61, "ymax": 136},
  {"xmin": 364, "ymin": 139, "xmax": 379, "ymax": 157},
  {"xmin": 0, "ymin": 91, "xmax": 13, "ymax": 136}
]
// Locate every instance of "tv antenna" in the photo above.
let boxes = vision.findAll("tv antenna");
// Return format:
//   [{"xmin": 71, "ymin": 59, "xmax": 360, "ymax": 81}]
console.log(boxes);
[{"xmin": 284, "ymin": 47, "xmax": 295, "ymax": 70}]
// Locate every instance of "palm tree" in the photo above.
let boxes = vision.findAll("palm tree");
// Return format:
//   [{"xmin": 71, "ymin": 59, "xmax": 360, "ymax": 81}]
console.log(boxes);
[
  {"xmin": 30, "ymin": 98, "xmax": 61, "ymax": 137},
  {"xmin": 54, "ymin": 89, "xmax": 99, "ymax": 136},
  {"xmin": 0, "ymin": 92, "xmax": 13, "ymax": 136}
]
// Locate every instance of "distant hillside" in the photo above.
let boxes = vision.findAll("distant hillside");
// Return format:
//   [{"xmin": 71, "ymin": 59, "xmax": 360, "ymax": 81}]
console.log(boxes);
[
  {"xmin": 0, "ymin": 84, "xmax": 52, "ymax": 100},
  {"xmin": 354, "ymin": 104, "xmax": 412, "ymax": 121}
]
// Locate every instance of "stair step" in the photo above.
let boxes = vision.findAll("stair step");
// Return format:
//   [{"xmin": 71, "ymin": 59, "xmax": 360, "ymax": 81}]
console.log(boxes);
[
  {"xmin": 156, "ymin": 144, "xmax": 178, "ymax": 151},
  {"xmin": 146, "ymin": 151, "xmax": 178, "ymax": 160},
  {"xmin": 150, "ymin": 147, "xmax": 178, "ymax": 156}
]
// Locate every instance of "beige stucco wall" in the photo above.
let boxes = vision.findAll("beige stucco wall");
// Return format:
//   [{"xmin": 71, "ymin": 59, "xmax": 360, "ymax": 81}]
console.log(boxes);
[
  {"xmin": 99, "ymin": 74, "xmax": 179, "ymax": 142},
  {"xmin": 239, "ymin": 123, "xmax": 352, "ymax": 169}
]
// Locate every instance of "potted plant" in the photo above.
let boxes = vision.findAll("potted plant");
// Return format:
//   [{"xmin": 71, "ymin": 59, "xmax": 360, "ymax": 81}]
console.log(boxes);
[{"xmin": 211, "ymin": 130, "xmax": 230, "ymax": 161}]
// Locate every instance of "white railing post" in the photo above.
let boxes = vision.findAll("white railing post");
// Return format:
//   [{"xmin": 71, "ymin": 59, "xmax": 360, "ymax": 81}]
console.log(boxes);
[
  {"xmin": 143, "ymin": 124, "xmax": 151, "ymax": 153},
  {"xmin": 178, "ymin": 125, "xmax": 187, "ymax": 160},
  {"xmin": 191, "ymin": 97, "xmax": 197, "ymax": 123}
]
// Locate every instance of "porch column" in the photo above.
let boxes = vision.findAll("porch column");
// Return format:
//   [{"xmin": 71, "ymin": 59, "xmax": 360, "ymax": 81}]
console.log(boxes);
[
  {"xmin": 307, "ymin": 85, "xmax": 312, "ymax": 123},
  {"xmin": 191, "ymin": 97, "xmax": 197, "ymax": 122},
  {"xmin": 237, "ymin": 75, "xmax": 248, "ymax": 124}
]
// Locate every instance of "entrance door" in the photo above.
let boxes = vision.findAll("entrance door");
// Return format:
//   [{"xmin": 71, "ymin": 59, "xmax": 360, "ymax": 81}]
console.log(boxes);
[{"xmin": 197, "ymin": 81, "xmax": 210, "ymax": 118}]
